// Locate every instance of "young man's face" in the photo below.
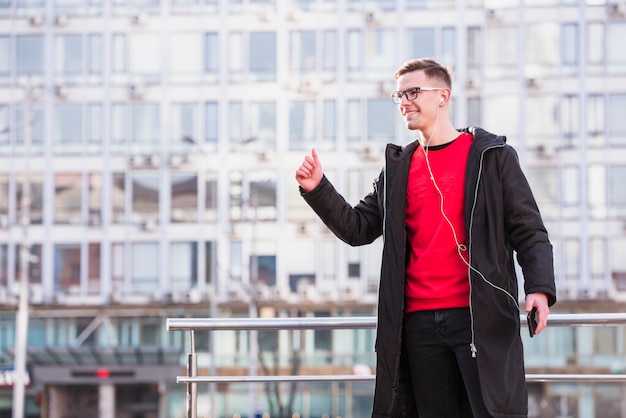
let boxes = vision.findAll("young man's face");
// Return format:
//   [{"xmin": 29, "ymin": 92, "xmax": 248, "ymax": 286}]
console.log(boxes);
[{"xmin": 395, "ymin": 70, "xmax": 445, "ymax": 132}]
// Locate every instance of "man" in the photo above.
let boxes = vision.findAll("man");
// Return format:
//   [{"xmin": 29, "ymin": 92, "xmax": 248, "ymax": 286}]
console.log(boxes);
[{"xmin": 295, "ymin": 58, "xmax": 556, "ymax": 417}]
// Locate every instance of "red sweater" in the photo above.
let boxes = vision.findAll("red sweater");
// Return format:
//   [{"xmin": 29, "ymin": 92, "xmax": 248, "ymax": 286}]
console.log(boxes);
[{"xmin": 405, "ymin": 133, "xmax": 472, "ymax": 312}]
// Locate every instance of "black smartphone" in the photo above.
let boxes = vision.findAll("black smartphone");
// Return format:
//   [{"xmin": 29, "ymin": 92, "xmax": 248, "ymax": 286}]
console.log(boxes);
[{"xmin": 527, "ymin": 307, "xmax": 538, "ymax": 338}]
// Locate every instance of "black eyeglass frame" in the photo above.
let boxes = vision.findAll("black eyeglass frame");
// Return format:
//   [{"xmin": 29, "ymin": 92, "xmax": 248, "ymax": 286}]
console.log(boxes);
[{"xmin": 391, "ymin": 86, "xmax": 444, "ymax": 104}]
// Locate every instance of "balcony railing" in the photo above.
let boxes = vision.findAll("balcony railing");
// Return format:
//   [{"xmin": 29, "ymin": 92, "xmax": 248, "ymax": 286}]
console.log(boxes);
[{"xmin": 166, "ymin": 312, "xmax": 626, "ymax": 418}]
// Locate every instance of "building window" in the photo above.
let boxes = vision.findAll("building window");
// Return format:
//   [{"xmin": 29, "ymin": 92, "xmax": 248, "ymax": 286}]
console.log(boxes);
[
  {"xmin": 525, "ymin": 95, "xmax": 559, "ymax": 152},
  {"xmin": 367, "ymin": 99, "xmax": 394, "ymax": 143},
  {"xmin": 17, "ymin": 35, "xmax": 44, "ymax": 80},
  {"xmin": 290, "ymin": 30, "xmax": 316, "ymax": 74},
  {"xmin": 587, "ymin": 94, "xmax": 605, "ymax": 147},
  {"xmin": 407, "ymin": 28, "xmax": 435, "ymax": 64},
  {"xmin": 204, "ymin": 101, "xmax": 218, "ymax": 148},
  {"xmin": 131, "ymin": 242, "xmax": 159, "ymax": 294},
  {"xmin": 129, "ymin": 33, "xmax": 161, "ymax": 83},
  {"xmin": 608, "ymin": 94, "xmax": 626, "ymax": 146},
  {"xmin": 587, "ymin": 22, "xmax": 604, "ymax": 75},
  {"xmin": 204, "ymin": 171, "xmax": 217, "ymax": 222},
  {"xmin": 484, "ymin": 26, "xmax": 518, "ymax": 79},
  {"xmin": 0, "ymin": 244, "xmax": 7, "ymax": 288},
  {"xmin": 112, "ymin": 172, "xmax": 126, "ymax": 224},
  {"xmin": 525, "ymin": 22, "xmax": 560, "ymax": 79},
  {"xmin": 170, "ymin": 242, "xmax": 198, "ymax": 294},
  {"xmin": 15, "ymin": 173, "xmax": 43, "ymax": 225},
  {"xmin": 250, "ymin": 31, "xmax": 276, "ymax": 81},
  {"xmin": 253, "ymin": 254, "xmax": 276, "ymax": 287},
  {"xmin": 249, "ymin": 170, "xmax": 277, "ymax": 221},
  {"xmin": 54, "ymin": 34, "xmax": 103, "ymax": 84},
  {"xmin": 88, "ymin": 173, "xmax": 102, "ymax": 226},
  {"xmin": 346, "ymin": 29, "xmax": 362, "ymax": 80},
  {"xmin": 0, "ymin": 36, "xmax": 9, "ymax": 78},
  {"xmin": 131, "ymin": 103, "xmax": 160, "ymax": 152},
  {"xmin": 289, "ymin": 100, "xmax": 315, "ymax": 151},
  {"xmin": 526, "ymin": 167, "xmax": 558, "ymax": 220},
  {"xmin": 364, "ymin": 29, "xmax": 395, "ymax": 79},
  {"xmin": 561, "ymin": 23, "xmax": 578, "ymax": 76},
  {"xmin": 54, "ymin": 243, "xmax": 81, "ymax": 294},
  {"xmin": 88, "ymin": 243, "xmax": 100, "ymax": 295},
  {"xmin": 607, "ymin": 22, "xmax": 626, "ymax": 74},
  {"xmin": 169, "ymin": 33, "xmax": 202, "ymax": 84},
  {"xmin": 171, "ymin": 172, "xmax": 197, "ymax": 223},
  {"xmin": 54, "ymin": 173, "xmax": 83, "ymax": 225},
  {"xmin": 608, "ymin": 165, "xmax": 626, "ymax": 218},
  {"xmin": 131, "ymin": 171, "xmax": 159, "ymax": 225},
  {"xmin": 204, "ymin": 32, "xmax": 218, "ymax": 81},
  {"xmin": 53, "ymin": 104, "xmax": 82, "ymax": 154},
  {"xmin": 171, "ymin": 102, "xmax": 198, "ymax": 150}
]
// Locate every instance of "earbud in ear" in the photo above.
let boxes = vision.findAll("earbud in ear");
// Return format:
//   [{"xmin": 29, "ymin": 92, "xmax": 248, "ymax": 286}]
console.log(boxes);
[{"xmin": 440, "ymin": 98, "xmax": 444, "ymax": 104}]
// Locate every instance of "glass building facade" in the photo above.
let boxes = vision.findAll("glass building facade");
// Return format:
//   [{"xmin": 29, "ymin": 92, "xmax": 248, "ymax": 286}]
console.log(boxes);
[{"xmin": 0, "ymin": 0, "xmax": 626, "ymax": 416}]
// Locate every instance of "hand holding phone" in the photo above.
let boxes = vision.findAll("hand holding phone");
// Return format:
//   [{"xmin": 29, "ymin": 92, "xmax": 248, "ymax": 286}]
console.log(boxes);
[{"xmin": 527, "ymin": 307, "xmax": 538, "ymax": 338}]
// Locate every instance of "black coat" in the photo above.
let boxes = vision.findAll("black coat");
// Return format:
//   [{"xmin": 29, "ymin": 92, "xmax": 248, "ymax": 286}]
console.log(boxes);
[{"xmin": 301, "ymin": 127, "xmax": 557, "ymax": 418}]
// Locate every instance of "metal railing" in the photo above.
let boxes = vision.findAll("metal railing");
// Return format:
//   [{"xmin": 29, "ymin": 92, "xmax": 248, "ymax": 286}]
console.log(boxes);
[{"xmin": 166, "ymin": 313, "xmax": 626, "ymax": 418}]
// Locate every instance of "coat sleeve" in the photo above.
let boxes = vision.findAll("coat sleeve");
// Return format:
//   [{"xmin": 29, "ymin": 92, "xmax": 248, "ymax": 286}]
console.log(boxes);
[
  {"xmin": 500, "ymin": 146, "xmax": 557, "ymax": 306},
  {"xmin": 300, "ymin": 174, "xmax": 384, "ymax": 246}
]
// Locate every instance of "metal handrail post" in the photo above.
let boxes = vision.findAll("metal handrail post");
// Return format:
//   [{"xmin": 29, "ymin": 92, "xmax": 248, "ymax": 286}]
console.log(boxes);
[{"xmin": 186, "ymin": 330, "xmax": 197, "ymax": 418}]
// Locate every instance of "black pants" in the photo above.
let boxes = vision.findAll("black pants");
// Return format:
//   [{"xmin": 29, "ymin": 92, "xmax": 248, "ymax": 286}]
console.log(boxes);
[{"xmin": 403, "ymin": 308, "xmax": 492, "ymax": 418}]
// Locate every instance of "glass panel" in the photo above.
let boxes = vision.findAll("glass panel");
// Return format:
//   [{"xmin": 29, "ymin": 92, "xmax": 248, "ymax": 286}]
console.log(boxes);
[
  {"xmin": 88, "ymin": 35, "xmax": 103, "ymax": 77},
  {"xmin": 0, "ymin": 244, "xmax": 7, "ymax": 287},
  {"xmin": 441, "ymin": 27, "xmax": 455, "ymax": 66},
  {"xmin": 367, "ymin": 99, "xmax": 394, "ymax": 143},
  {"xmin": 250, "ymin": 101, "xmax": 276, "ymax": 150},
  {"xmin": 204, "ymin": 241, "xmax": 214, "ymax": 285},
  {"xmin": 526, "ymin": 167, "xmax": 558, "ymax": 220},
  {"xmin": 346, "ymin": 99, "xmax": 361, "ymax": 143},
  {"xmin": 322, "ymin": 30, "xmax": 336, "ymax": 74},
  {"xmin": 608, "ymin": 94, "xmax": 626, "ymax": 145},
  {"xmin": 588, "ymin": 164, "xmax": 606, "ymax": 220},
  {"xmin": 607, "ymin": 22, "xmax": 626, "ymax": 74},
  {"xmin": 205, "ymin": 102, "xmax": 218, "ymax": 147},
  {"xmin": 484, "ymin": 26, "xmax": 518, "ymax": 79},
  {"xmin": 364, "ymin": 29, "xmax": 394, "ymax": 79},
  {"xmin": 54, "ymin": 243, "xmax": 81, "ymax": 293},
  {"xmin": 88, "ymin": 243, "xmax": 100, "ymax": 295},
  {"xmin": 346, "ymin": 30, "xmax": 361, "ymax": 79},
  {"xmin": 524, "ymin": 95, "xmax": 559, "ymax": 152},
  {"xmin": 169, "ymin": 33, "xmax": 201, "ymax": 83},
  {"xmin": 587, "ymin": 94, "xmax": 605, "ymax": 147},
  {"xmin": 525, "ymin": 22, "xmax": 559, "ymax": 78},
  {"xmin": 55, "ymin": 34, "xmax": 82, "ymax": 82},
  {"xmin": 129, "ymin": 33, "xmax": 161, "ymax": 82},
  {"xmin": 170, "ymin": 242, "xmax": 197, "ymax": 292},
  {"xmin": 112, "ymin": 172, "xmax": 126, "ymax": 223},
  {"xmin": 54, "ymin": 104, "xmax": 83, "ymax": 154},
  {"xmin": 249, "ymin": 32, "xmax": 276, "ymax": 81},
  {"xmin": 16, "ymin": 174, "xmax": 43, "ymax": 225},
  {"xmin": 0, "ymin": 36, "xmax": 9, "ymax": 76},
  {"xmin": 290, "ymin": 30, "xmax": 316, "ymax": 73},
  {"xmin": 54, "ymin": 173, "xmax": 83, "ymax": 224},
  {"xmin": 561, "ymin": 23, "xmax": 578, "ymax": 76},
  {"xmin": 17, "ymin": 35, "xmax": 44, "ymax": 77},
  {"xmin": 205, "ymin": 33, "xmax": 218, "ymax": 78},
  {"xmin": 249, "ymin": 170, "xmax": 277, "ymax": 221},
  {"xmin": 322, "ymin": 99, "xmax": 336, "ymax": 149},
  {"xmin": 587, "ymin": 22, "xmax": 604, "ymax": 75},
  {"xmin": 131, "ymin": 171, "xmax": 159, "ymax": 224},
  {"xmin": 289, "ymin": 100, "xmax": 315, "ymax": 151},
  {"xmin": 131, "ymin": 242, "xmax": 159, "ymax": 294},
  {"xmin": 88, "ymin": 172, "xmax": 102, "ymax": 225},
  {"xmin": 608, "ymin": 165, "xmax": 626, "ymax": 217},
  {"xmin": 560, "ymin": 94, "xmax": 579, "ymax": 147},
  {"xmin": 408, "ymin": 29, "xmax": 435, "ymax": 64},
  {"xmin": 204, "ymin": 171, "xmax": 217, "ymax": 222},
  {"xmin": 131, "ymin": 103, "xmax": 160, "ymax": 150},
  {"xmin": 171, "ymin": 172, "xmax": 197, "ymax": 223},
  {"xmin": 171, "ymin": 102, "xmax": 197, "ymax": 146},
  {"xmin": 86, "ymin": 103, "xmax": 102, "ymax": 152}
]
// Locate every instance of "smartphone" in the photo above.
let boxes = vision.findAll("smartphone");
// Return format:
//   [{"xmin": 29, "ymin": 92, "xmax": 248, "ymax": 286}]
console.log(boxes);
[{"xmin": 527, "ymin": 307, "xmax": 538, "ymax": 338}]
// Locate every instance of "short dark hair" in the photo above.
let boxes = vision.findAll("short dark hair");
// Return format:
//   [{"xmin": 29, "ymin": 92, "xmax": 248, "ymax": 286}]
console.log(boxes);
[{"xmin": 393, "ymin": 58, "xmax": 452, "ymax": 89}]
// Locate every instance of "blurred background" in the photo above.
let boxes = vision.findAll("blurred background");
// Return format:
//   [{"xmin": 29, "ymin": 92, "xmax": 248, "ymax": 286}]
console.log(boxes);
[{"xmin": 1, "ymin": 0, "xmax": 626, "ymax": 417}]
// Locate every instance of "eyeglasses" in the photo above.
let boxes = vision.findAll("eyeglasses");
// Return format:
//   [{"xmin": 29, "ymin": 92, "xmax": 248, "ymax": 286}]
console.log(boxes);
[{"xmin": 391, "ymin": 87, "xmax": 443, "ymax": 104}]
